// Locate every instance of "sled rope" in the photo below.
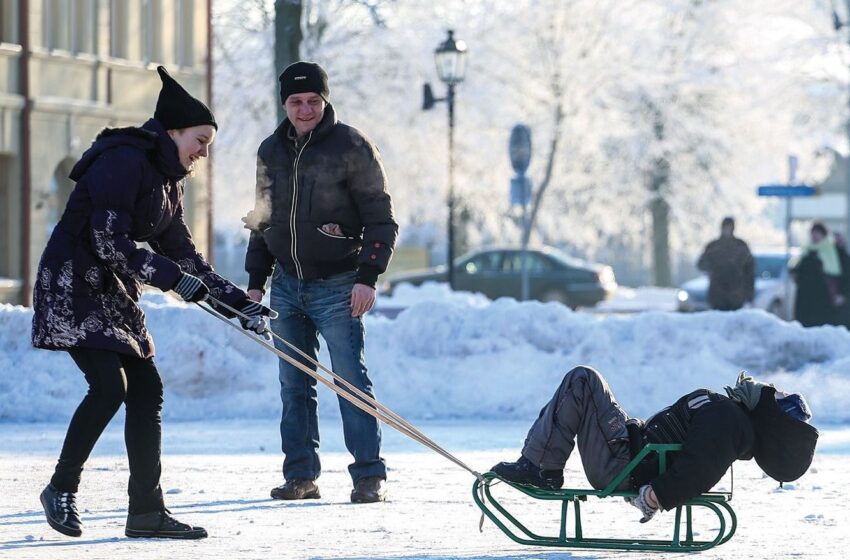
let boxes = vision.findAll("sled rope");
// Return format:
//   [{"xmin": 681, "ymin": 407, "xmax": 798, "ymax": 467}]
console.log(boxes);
[{"xmin": 199, "ymin": 298, "xmax": 486, "ymax": 485}]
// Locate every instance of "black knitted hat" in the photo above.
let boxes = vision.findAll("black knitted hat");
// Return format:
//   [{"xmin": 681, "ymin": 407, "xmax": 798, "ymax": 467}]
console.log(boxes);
[
  {"xmin": 154, "ymin": 66, "xmax": 217, "ymax": 130},
  {"xmin": 751, "ymin": 386, "xmax": 819, "ymax": 482},
  {"xmin": 278, "ymin": 61, "xmax": 330, "ymax": 105}
]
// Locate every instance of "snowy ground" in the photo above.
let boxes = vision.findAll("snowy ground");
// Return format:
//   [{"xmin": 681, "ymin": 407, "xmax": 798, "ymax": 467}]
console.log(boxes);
[
  {"xmin": 3, "ymin": 284, "xmax": 849, "ymax": 558},
  {"xmin": 1, "ymin": 420, "xmax": 849, "ymax": 560}
]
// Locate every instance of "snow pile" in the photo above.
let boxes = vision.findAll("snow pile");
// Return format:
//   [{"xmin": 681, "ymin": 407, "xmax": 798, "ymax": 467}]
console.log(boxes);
[
  {"xmin": 379, "ymin": 281, "xmax": 492, "ymax": 308},
  {"xmin": 2, "ymin": 286, "xmax": 849, "ymax": 424}
]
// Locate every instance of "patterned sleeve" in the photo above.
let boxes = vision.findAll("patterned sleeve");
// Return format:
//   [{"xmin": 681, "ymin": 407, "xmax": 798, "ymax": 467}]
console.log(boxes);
[
  {"xmin": 87, "ymin": 148, "xmax": 181, "ymax": 292},
  {"xmin": 148, "ymin": 191, "xmax": 247, "ymax": 308}
]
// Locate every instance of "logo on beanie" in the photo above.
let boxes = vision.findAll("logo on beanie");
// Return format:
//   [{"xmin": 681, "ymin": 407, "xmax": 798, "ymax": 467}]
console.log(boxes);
[{"xmin": 294, "ymin": 76, "xmax": 307, "ymax": 80}]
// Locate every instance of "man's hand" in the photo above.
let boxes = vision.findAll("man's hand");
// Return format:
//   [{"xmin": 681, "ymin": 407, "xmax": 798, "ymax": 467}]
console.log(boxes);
[
  {"xmin": 320, "ymin": 223, "xmax": 344, "ymax": 236},
  {"xmin": 350, "ymin": 283, "xmax": 376, "ymax": 317},
  {"xmin": 236, "ymin": 297, "xmax": 277, "ymax": 337},
  {"xmin": 247, "ymin": 289, "xmax": 264, "ymax": 303}
]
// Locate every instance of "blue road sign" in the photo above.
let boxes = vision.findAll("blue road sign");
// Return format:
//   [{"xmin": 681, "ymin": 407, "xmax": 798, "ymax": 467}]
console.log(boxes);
[
  {"xmin": 510, "ymin": 175, "xmax": 532, "ymax": 206},
  {"xmin": 757, "ymin": 185, "xmax": 818, "ymax": 197},
  {"xmin": 509, "ymin": 124, "xmax": 532, "ymax": 175}
]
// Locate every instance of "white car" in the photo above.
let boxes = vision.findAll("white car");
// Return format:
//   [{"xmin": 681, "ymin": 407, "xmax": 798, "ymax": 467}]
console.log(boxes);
[{"xmin": 677, "ymin": 251, "xmax": 797, "ymax": 319}]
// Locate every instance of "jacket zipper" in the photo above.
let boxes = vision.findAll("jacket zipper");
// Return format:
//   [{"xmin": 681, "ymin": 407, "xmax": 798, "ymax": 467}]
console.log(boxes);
[{"xmin": 290, "ymin": 131, "xmax": 313, "ymax": 279}]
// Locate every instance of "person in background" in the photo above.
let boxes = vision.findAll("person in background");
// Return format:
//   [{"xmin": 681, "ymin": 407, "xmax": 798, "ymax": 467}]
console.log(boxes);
[
  {"xmin": 243, "ymin": 61, "xmax": 397, "ymax": 504},
  {"xmin": 793, "ymin": 222, "xmax": 842, "ymax": 328},
  {"xmin": 697, "ymin": 217, "xmax": 755, "ymax": 311},
  {"xmin": 831, "ymin": 232, "xmax": 850, "ymax": 328},
  {"xmin": 32, "ymin": 66, "xmax": 273, "ymax": 539}
]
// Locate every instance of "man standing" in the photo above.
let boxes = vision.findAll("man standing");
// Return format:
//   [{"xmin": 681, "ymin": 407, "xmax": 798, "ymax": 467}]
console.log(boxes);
[
  {"xmin": 697, "ymin": 217, "xmax": 755, "ymax": 311},
  {"xmin": 243, "ymin": 62, "xmax": 397, "ymax": 503}
]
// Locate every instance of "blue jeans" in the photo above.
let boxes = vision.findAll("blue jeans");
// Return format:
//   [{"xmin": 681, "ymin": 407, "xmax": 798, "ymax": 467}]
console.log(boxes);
[{"xmin": 270, "ymin": 267, "xmax": 386, "ymax": 484}]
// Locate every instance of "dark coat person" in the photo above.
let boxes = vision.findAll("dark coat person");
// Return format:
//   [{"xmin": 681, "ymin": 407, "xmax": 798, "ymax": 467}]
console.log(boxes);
[
  {"xmin": 697, "ymin": 217, "xmax": 755, "ymax": 311},
  {"xmin": 829, "ymin": 233, "xmax": 850, "ymax": 328},
  {"xmin": 793, "ymin": 251, "xmax": 833, "ymax": 327},
  {"xmin": 793, "ymin": 222, "xmax": 843, "ymax": 328},
  {"xmin": 491, "ymin": 368, "xmax": 818, "ymax": 523},
  {"xmin": 243, "ymin": 61, "xmax": 397, "ymax": 505},
  {"xmin": 31, "ymin": 120, "xmax": 243, "ymax": 358},
  {"xmin": 32, "ymin": 66, "xmax": 272, "ymax": 541}
]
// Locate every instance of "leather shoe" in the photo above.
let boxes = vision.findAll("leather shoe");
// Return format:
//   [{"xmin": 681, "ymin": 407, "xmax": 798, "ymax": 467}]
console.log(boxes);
[
  {"xmin": 270, "ymin": 479, "xmax": 321, "ymax": 500},
  {"xmin": 351, "ymin": 476, "xmax": 387, "ymax": 503}
]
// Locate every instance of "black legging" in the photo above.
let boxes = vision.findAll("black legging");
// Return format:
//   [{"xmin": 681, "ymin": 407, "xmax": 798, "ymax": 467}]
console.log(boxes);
[{"xmin": 51, "ymin": 348, "xmax": 165, "ymax": 514}]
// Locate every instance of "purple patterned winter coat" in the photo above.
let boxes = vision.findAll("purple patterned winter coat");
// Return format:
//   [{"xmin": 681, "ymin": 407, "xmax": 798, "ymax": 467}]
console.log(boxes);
[{"xmin": 31, "ymin": 118, "xmax": 245, "ymax": 358}]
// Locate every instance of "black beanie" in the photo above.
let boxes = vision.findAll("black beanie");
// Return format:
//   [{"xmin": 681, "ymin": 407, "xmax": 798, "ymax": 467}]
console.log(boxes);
[
  {"xmin": 154, "ymin": 66, "xmax": 217, "ymax": 130},
  {"xmin": 750, "ymin": 386, "xmax": 819, "ymax": 482},
  {"xmin": 278, "ymin": 61, "xmax": 330, "ymax": 105}
]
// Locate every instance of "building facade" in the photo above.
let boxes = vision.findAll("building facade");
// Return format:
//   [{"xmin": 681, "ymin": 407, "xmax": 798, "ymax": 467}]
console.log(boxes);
[{"xmin": 0, "ymin": 0, "xmax": 213, "ymax": 305}]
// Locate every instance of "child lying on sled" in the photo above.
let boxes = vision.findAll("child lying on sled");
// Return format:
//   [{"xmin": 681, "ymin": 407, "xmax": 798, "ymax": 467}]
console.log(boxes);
[{"xmin": 491, "ymin": 367, "xmax": 818, "ymax": 522}]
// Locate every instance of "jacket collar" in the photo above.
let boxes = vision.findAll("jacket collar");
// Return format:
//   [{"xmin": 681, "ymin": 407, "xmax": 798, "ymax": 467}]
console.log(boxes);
[
  {"xmin": 142, "ymin": 118, "xmax": 190, "ymax": 180},
  {"xmin": 70, "ymin": 119, "xmax": 188, "ymax": 182}
]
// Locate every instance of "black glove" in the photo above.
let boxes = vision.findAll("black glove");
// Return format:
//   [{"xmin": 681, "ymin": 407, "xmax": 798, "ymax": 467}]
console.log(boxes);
[
  {"xmin": 173, "ymin": 272, "xmax": 209, "ymax": 302},
  {"xmin": 237, "ymin": 298, "xmax": 276, "ymax": 336}
]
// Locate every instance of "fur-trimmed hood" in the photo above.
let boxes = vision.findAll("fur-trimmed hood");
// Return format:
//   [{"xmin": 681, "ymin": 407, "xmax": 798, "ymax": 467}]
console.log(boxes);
[{"xmin": 70, "ymin": 119, "xmax": 187, "ymax": 182}]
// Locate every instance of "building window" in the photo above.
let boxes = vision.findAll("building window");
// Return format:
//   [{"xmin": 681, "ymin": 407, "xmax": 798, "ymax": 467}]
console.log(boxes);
[
  {"xmin": 44, "ymin": 0, "xmax": 97, "ymax": 54},
  {"xmin": 0, "ymin": 0, "xmax": 18, "ymax": 44},
  {"xmin": 110, "ymin": 0, "xmax": 128, "ymax": 59},
  {"xmin": 142, "ymin": 0, "xmax": 165, "ymax": 63},
  {"xmin": 175, "ymin": 0, "xmax": 195, "ymax": 67},
  {"xmin": 72, "ymin": 0, "xmax": 97, "ymax": 54},
  {"xmin": 44, "ymin": 0, "xmax": 70, "ymax": 50},
  {"xmin": 0, "ymin": 155, "xmax": 11, "ymax": 277}
]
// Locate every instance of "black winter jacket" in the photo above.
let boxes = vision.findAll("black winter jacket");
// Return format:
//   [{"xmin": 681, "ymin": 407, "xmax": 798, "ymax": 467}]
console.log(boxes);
[
  {"xmin": 792, "ymin": 251, "xmax": 833, "ymax": 327},
  {"xmin": 630, "ymin": 390, "xmax": 755, "ymax": 510},
  {"xmin": 244, "ymin": 105, "xmax": 397, "ymax": 289},
  {"xmin": 31, "ymin": 119, "xmax": 246, "ymax": 358}
]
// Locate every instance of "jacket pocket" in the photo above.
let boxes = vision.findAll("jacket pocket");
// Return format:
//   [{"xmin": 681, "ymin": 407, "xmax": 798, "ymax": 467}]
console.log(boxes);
[
  {"xmin": 303, "ymin": 224, "xmax": 360, "ymax": 262},
  {"xmin": 316, "ymin": 226, "xmax": 357, "ymax": 240}
]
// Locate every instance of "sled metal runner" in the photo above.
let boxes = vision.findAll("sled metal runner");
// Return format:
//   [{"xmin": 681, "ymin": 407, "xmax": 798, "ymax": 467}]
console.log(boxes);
[{"xmin": 473, "ymin": 444, "xmax": 737, "ymax": 552}]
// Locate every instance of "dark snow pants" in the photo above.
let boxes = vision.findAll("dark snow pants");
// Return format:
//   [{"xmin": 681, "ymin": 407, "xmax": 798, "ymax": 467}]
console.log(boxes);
[
  {"xmin": 522, "ymin": 366, "xmax": 632, "ymax": 490},
  {"xmin": 51, "ymin": 348, "xmax": 165, "ymax": 514}
]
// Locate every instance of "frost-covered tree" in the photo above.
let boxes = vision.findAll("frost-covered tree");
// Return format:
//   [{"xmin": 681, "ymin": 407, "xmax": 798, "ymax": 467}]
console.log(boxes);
[{"xmin": 211, "ymin": 0, "xmax": 847, "ymax": 285}]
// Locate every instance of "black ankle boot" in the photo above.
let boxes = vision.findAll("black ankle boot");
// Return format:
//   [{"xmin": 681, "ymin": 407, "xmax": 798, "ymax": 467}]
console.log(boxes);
[
  {"xmin": 40, "ymin": 484, "xmax": 82, "ymax": 537},
  {"xmin": 125, "ymin": 509, "xmax": 207, "ymax": 539},
  {"xmin": 491, "ymin": 456, "xmax": 564, "ymax": 490}
]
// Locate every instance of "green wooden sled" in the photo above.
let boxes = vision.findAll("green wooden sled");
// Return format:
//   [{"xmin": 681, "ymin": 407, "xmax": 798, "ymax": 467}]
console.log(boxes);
[{"xmin": 473, "ymin": 444, "xmax": 737, "ymax": 552}]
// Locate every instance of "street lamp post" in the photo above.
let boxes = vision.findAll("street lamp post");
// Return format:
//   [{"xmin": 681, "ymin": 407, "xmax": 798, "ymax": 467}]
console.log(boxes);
[{"xmin": 423, "ymin": 30, "xmax": 467, "ymax": 290}]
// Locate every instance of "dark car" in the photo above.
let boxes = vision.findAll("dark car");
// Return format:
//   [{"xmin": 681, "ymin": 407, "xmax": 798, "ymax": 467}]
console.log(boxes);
[{"xmin": 381, "ymin": 247, "xmax": 617, "ymax": 308}]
